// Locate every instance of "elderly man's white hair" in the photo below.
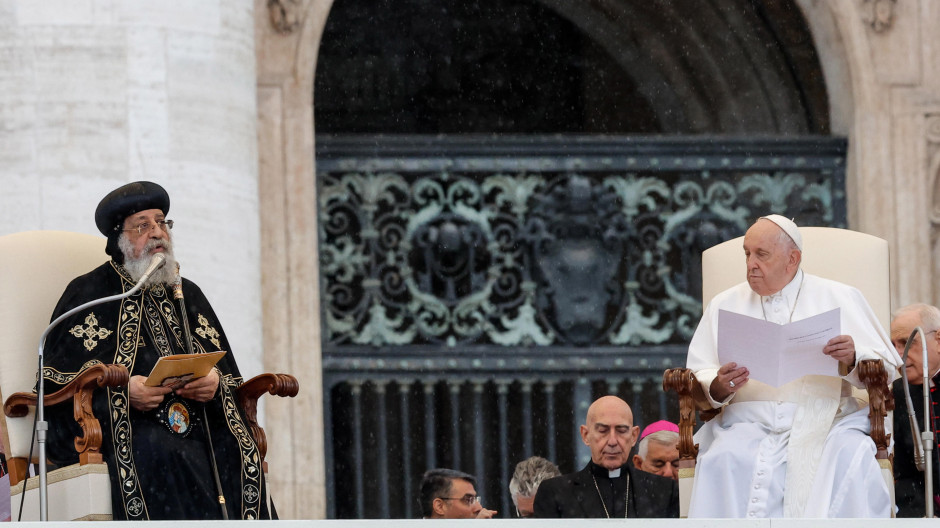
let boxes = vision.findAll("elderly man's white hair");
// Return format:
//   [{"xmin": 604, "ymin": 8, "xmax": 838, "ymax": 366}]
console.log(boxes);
[
  {"xmin": 509, "ymin": 456, "xmax": 561, "ymax": 501},
  {"xmin": 892, "ymin": 303, "xmax": 940, "ymax": 331},
  {"xmin": 637, "ymin": 429, "xmax": 680, "ymax": 459}
]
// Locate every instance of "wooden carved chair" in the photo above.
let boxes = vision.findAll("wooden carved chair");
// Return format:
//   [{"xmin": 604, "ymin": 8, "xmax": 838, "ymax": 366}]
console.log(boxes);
[
  {"xmin": 0, "ymin": 231, "xmax": 298, "ymax": 520},
  {"xmin": 662, "ymin": 226, "xmax": 895, "ymax": 518}
]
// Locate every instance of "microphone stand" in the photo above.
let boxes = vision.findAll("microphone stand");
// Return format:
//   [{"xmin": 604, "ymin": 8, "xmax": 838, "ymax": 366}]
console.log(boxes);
[
  {"xmin": 901, "ymin": 326, "xmax": 936, "ymax": 518},
  {"xmin": 34, "ymin": 254, "xmax": 164, "ymax": 521}
]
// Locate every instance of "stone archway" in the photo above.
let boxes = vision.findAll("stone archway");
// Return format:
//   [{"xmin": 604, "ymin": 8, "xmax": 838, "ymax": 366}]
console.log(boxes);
[
  {"xmin": 310, "ymin": 1, "xmax": 839, "ymax": 518},
  {"xmin": 313, "ymin": 0, "xmax": 829, "ymax": 136},
  {"xmin": 254, "ymin": 0, "xmax": 936, "ymax": 519}
]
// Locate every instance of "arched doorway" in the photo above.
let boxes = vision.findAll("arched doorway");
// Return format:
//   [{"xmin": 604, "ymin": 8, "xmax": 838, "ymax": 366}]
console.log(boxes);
[
  {"xmin": 313, "ymin": 0, "xmax": 843, "ymax": 518},
  {"xmin": 315, "ymin": 0, "xmax": 829, "ymax": 135}
]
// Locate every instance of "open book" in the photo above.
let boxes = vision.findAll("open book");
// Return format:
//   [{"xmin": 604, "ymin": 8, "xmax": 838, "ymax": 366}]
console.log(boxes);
[{"xmin": 144, "ymin": 351, "xmax": 227, "ymax": 388}]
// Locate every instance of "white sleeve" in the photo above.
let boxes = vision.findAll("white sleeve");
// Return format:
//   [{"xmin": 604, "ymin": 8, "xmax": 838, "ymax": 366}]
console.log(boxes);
[
  {"xmin": 687, "ymin": 301, "xmax": 734, "ymax": 408},
  {"xmin": 840, "ymin": 286, "xmax": 901, "ymax": 387}
]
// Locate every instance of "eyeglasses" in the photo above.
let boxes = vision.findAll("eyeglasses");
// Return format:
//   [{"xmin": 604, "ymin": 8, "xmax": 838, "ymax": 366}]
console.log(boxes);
[
  {"xmin": 439, "ymin": 495, "xmax": 481, "ymax": 507},
  {"xmin": 122, "ymin": 219, "xmax": 174, "ymax": 236}
]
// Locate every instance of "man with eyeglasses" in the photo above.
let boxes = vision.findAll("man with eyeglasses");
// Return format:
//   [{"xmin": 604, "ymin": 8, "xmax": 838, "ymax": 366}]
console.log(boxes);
[
  {"xmin": 891, "ymin": 303, "xmax": 940, "ymax": 517},
  {"xmin": 42, "ymin": 181, "xmax": 275, "ymax": 520},
  {"xmin": 419, "ymin": 468, "xmax": 496, "ymax": 519}
]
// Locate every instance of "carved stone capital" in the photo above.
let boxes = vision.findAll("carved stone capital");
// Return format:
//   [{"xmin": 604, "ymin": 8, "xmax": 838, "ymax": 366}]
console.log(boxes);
[
  {"xmin": 268, "ymin": 0, "xmax": 302, "ymax": 35},
  {"xmin": 860, "ymin": 0, "xmax": 896, "ymax": 33},
  {"xmin": 926, "ymin": 115, "xmax": 940, "ymax": 144}
]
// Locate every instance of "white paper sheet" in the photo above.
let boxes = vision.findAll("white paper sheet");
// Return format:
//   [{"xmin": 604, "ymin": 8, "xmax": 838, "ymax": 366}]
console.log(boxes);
[{"xmin": 717, "ymin": 308, "xmax": 841, "ymax": 387}]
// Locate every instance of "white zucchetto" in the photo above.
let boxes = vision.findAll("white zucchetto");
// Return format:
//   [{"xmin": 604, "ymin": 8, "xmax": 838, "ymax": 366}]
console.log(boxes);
[{"xmin": 759, "ymin": 214, "xmax": 803, "ymax": 251}]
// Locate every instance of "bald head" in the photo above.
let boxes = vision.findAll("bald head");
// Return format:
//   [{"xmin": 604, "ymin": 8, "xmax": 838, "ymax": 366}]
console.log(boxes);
[
  {"xmin": 586, "ymin": 395, "xmax": 632, "ymax": 424},
  {"xmin": 580, "ymin": 396, "xmax": 639, "ymax": 470}
]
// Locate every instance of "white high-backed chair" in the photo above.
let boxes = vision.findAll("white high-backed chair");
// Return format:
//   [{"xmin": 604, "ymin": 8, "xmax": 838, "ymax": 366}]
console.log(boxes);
[{"xmin": 663, "ymin": 226, "xmax": 895, "ymax": 518}]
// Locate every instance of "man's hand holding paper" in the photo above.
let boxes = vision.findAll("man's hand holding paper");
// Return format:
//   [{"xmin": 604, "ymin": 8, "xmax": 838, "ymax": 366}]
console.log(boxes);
[
  {"xmin": 133, "ymin": 351, "xmax": 227, "ymax": 411},
  {"xmin": 174, "ymin": 367, "xmax": 219, "ymax": 402},
  {"xmin": 129, "ymin": 375, "xmax": 173, "ymax": 412},
  {"xmin": 822, "ymin": 334, "xmax": 857, "ymax": 366},
  {"xmin": 710, "ymin": 362, "xmax": 750, "ymax": 401},
  {"xmin": 717, "ymin": 308, "xmax": 843, "ymax": 387}
]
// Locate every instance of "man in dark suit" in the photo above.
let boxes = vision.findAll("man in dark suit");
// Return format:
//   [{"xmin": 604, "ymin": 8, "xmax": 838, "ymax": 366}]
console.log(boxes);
[
  {"xmin": 533, "ymin": 395, "xmax": 679, "ymax": 518},
  {"xmin": 891, "ymin": 303, "xmax": 940, "ymax": 517}
]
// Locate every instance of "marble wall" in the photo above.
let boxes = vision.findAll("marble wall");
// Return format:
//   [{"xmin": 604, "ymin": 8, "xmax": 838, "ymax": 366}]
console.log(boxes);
[
  {"xmin": 796, "ymin": 0, "xmax": 940, "ymax": 309},
  {"xmin": 0, "ymin": 3, "xmax": 262, "ymax": 373}
]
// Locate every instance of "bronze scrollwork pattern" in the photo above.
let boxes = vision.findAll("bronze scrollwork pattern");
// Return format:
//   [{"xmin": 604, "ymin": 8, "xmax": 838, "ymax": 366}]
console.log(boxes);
[{"xmin": 318, "ymin": 155, "xmax": 841, "ymax": 349}]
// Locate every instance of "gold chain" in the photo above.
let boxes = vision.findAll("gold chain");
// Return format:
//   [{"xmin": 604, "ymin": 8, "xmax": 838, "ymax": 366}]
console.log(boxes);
[{"xmin": 591, "ymin": 472, "xmax": 629, "ymax": 518}]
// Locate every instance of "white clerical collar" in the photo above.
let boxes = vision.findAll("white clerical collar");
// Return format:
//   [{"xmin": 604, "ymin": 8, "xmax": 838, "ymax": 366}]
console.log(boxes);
[
  {"xmin": 608, "ymin": 468, "xmax": 621, "ymax": 478},
  {"xmin": 761, "ymin": 269, "xmax": 804, "ymax": 324}
]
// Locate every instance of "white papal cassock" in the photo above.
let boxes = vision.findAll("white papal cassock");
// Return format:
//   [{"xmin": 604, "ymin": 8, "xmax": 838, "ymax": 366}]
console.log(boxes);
[{"xmin": 686, "ymin": 269, "xmax": 902, "ymax": 518}]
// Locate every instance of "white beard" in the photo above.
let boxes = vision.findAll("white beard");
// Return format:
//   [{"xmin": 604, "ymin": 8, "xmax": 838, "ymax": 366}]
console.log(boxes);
[{"xmin": 118, "ymin": 234, "xmax": 179, "ymax": 287}]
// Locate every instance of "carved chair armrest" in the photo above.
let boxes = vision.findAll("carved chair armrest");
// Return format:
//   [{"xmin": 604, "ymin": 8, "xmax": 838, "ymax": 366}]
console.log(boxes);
[
  {"xmin": 3, "ymin": 363, "xmax": 128, "ymax": 485},
  {"xmin": 857, "ymin": 358, "xmax": 894, "ymax": 460},
  {"xmin": 236, "ymin": 373, "xmax": 299, "ymax": 463},
  {"xmin": 663, "ymin": 368, "xmax": 719, "ymax": 465}
]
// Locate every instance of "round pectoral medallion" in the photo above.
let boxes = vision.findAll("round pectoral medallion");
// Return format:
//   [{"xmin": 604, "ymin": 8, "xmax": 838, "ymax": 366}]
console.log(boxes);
[{"xmin": 156, "ymin": 397, "xmax": 198, "ymax": 437}]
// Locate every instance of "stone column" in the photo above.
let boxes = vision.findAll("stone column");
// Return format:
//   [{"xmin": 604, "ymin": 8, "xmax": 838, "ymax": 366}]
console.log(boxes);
[{"xmin": 255, "ymin": 0, "xmax": 331, "ymax": 519}]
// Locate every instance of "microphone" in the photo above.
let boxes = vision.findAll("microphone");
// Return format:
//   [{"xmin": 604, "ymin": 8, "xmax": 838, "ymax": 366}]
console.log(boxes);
[{"xmin": 134, "ymin": 253, "xmax": 167, "ymax": 288}]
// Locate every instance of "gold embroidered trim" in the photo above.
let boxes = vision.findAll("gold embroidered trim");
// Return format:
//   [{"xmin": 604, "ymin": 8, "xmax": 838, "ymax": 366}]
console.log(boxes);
[
  {"xmin": 195, "ymin": 314, "xmax": 221, "ymax": 348},
  {"xmin": 42, "ymin": 360, "xmax": 105, "ymax": 387},
  {"xmin": 105, "ymin": 262, "xmax": 259, "ymax": 518},
  {"xmin": 111, "ymin": 272, "xmax": 147, "ymax": 520},
  {"xmin": 68, "ymin": 313, "xmax": 113, "ymax": 351},
  {"xmin": 219, "ymin": 374, "xmax": 262, "ymax": 518}
]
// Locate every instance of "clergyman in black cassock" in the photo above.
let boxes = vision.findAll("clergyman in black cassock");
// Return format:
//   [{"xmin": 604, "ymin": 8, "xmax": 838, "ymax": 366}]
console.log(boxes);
[
  {"xmin": 533, "ymin": 460, "xmax": 679, "ymax": 518},
  {"xmin": 893, "ymin": 381, "xmax": 940, "ymax": 517},
  {"xmin": 533, "ymin": 395, "xmax": 678, "ymax": 518},
  {"xmin": 43, "ymin": 181, "xmax": 274, "ymax": 520},
  {"xmin": 890, "ymin": 303, "xmax": 940, "ymax": 518}
]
